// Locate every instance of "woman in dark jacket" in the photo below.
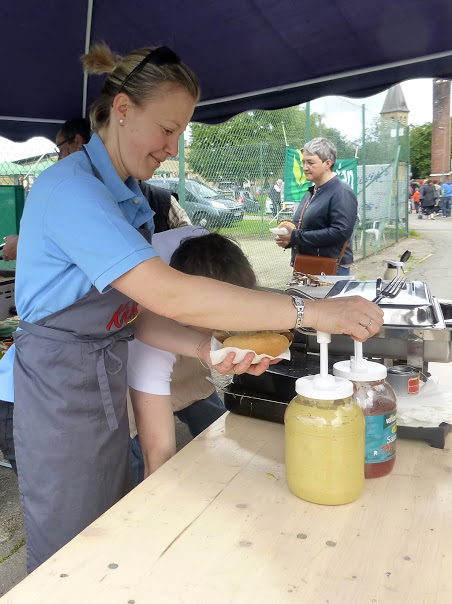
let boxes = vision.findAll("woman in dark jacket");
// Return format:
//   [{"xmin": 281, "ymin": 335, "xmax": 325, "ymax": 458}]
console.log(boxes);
[
  {"xmin": 420, "ymin": 180, "xmax": 437, "ymax": 220},
  {"xmin": 274, "ymin": 137, "xmax": 357, "ymax": 275}
]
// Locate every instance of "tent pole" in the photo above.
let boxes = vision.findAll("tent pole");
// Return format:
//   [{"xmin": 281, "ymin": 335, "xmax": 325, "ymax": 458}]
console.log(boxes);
[{"xmin": 82, "ymin": 0, "xmax": 94, "ymax": 118}]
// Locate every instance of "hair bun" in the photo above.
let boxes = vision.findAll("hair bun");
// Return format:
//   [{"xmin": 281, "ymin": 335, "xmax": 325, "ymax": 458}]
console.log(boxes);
[{"xmin": 81, "ymin": 44, "xmax": 122, "ymax": 75}]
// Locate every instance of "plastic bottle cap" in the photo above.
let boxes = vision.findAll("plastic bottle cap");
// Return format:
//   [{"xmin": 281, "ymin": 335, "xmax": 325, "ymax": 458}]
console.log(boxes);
[
  {"xmin": 333, "ymin": 357, "xmax": 387, "ymax": 382},
  {"xmin": 295, "ymin": 374, "xmax": 353, "ymax": 400}
]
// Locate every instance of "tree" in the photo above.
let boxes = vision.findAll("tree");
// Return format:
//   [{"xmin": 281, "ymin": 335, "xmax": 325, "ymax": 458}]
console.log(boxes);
[
  {"xmin": 187, "ymin": 107, "xmax": 355, "ymax": 185},
  {"xmin": 410, "ymin": 122, "xmax": 432, "ymax": 179}
]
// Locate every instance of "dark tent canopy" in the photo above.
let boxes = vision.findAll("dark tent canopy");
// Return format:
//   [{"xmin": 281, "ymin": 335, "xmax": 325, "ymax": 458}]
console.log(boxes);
[{"xmin": 1, "ymin": 0, "xmax": 452, "ymax": 142}]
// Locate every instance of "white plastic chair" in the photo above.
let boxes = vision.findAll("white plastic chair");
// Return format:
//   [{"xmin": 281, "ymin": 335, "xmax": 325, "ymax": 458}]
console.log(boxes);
[{"xmin": 360, "ymin": 220, "xmax": 386, "ymax": 248}]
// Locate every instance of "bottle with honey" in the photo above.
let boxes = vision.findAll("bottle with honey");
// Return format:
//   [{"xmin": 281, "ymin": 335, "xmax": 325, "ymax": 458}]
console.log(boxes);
[{"xmin": 333, "ymin": 341, "xmax": 397, "ymax": 479}]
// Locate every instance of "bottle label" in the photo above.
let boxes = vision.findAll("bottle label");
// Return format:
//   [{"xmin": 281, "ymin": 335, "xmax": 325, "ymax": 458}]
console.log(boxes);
[{"xmin": 365, "ymin": 413, "xmax": 397, "ymax": 464}]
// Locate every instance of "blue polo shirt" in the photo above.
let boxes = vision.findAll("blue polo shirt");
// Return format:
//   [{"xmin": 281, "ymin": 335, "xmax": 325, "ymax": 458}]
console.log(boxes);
[
  {"xmin": 0, "ymin": 133, "xmax": 157, "ymax": 403},
  {"xmin": 441, "ymin": 182, "xmax": 452, "ymax": 197}
]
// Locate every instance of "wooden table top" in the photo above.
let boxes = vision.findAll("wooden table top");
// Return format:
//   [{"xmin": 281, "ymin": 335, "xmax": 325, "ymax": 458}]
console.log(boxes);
[{"xmin": 2, "ymin": 407, "xmax": 452, "ymax": 604}]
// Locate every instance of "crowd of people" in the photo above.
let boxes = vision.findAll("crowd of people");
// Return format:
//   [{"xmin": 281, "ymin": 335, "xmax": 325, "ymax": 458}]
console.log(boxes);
[
  {"xmin": 0, "ymin": 43, "xmax": 383, "ymax": 574},
  {"xmin": 409, "ymin": 175, "xmax": 452, "ymax": 219}
]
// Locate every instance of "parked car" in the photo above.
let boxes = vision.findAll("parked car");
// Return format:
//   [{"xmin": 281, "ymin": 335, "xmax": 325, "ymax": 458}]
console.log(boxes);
[
  {"xmin": 149, "ymin": 178, "xmax": 244, "ymax": 228},
  {"xmin": 265, "ymin": 199, "xmax": 296, "ymax": 217},
  {"xmin": 217, "ymin": 181, "xmax": 239, "ymax": 199},
  {"xmin": 236, "ymin": 189, "xmax": 261, "ymax": 213}
]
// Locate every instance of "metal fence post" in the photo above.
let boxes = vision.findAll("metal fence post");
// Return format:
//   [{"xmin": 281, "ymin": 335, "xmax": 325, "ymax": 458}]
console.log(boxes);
[
  {"xmin": 259, "ymin": 142, "xmax": 265, "ymax": 236},
  {"xmin": 305, "ymin": 102, "xmax": 311, "ymax": 142},
  {"xmin": 361, "ymin": 104, "xmax": 367, "ymax": 258},
  {"xmin": 406, "ymin": 124, "xmax": 410, "ymax": 234},
  {"xmin": 395, "ymin": 120, "xmax": 400, "ymax": 243}
]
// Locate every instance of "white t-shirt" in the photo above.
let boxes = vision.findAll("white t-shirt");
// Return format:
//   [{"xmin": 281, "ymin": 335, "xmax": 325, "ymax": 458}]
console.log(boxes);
[{"xmin": 127, "ymin": 225, "xmax": 208, "ymax": 395}]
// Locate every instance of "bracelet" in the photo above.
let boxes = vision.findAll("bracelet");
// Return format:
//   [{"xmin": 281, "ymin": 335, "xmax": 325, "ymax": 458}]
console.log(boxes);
[
  {"xmin": 196, "ymin": 338, "xmax": 212, "ymax": 370},
  {"xmin": 291, "ymin": 295, "xmax": 305, "ymax": 329}
]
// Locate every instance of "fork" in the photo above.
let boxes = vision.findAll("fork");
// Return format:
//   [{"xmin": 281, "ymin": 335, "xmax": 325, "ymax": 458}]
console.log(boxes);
[{"xmin": 372, "ymin": 276, "xmax": 406, "ymax": 304}]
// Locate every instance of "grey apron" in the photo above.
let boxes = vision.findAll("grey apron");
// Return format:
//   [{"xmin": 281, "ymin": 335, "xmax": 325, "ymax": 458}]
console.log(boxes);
[
  {"xmin": 13, "ymin": 286, "xmax": 138, "ymax": 573},
  {"xmin": 13, "ymin": 149, "xmax": 151, "ymax": 573}
]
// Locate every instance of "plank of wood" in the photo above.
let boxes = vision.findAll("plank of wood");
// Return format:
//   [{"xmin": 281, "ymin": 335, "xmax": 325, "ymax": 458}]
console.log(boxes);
[{"xmin": 2, "ymin": 413, "xmax": 452, "ymax": 604}]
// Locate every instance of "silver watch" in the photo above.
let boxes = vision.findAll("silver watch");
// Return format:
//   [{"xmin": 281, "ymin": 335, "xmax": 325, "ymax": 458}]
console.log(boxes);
[{"xmin": 291, "ymin": 295, "xmax": 305, "ymax": 329}]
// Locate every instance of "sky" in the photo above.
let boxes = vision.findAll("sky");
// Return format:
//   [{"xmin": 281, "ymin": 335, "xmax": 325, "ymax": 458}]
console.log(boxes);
[
  {"xmin": 0, "ymin": 78, "xmax": 445, "ymax": 162},
  {"xmin": 310, "ymin": 78, "xmax": 436, "ymax": 141}
]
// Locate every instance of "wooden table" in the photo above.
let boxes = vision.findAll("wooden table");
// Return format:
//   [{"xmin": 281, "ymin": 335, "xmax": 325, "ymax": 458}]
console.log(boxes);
[{"xmin": 2, "ymin": 407, "xmax": 452, "ymax": 604}]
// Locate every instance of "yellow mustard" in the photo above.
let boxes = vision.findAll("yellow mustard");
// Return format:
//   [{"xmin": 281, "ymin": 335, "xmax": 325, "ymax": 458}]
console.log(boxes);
[{"xmin": 285, "ymin": 384, "xmax": 365, "ymax": 505}]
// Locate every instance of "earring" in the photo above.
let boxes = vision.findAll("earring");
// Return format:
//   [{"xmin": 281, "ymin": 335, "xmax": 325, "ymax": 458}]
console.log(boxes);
[{"xmin": 119, "ymin": 119, "xmax": 124, "ymax": 125}]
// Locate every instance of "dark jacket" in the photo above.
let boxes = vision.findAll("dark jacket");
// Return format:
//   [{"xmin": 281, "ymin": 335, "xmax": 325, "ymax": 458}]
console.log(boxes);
[
  {"xmin": 139, "ymin": 181, "xmax": 172, "ymax": 233},
  {"xmin": 290, "ymin": 176, "xmax": 357, "ymax": 266},
  {"xmin": 420, "ymin": 184, "xmax": 437, "ymax": 208}
]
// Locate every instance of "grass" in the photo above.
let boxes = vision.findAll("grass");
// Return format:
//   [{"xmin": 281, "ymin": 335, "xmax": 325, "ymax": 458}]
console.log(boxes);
[
  {"xmin": 0, "ymin": 538, "xmax": 25, "ymax": 564},
  {"xmin": 220, "ymin": 215, "xmax": 278, "ymax": 236},
  {"xmin": 219, "ymin": 217, "xmax": 422, "ymax": 242}
]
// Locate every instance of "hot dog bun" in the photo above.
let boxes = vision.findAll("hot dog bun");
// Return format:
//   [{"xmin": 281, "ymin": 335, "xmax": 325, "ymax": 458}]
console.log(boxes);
[
  {"xmin": 220, "ymin": 332, "xmax": 291, "ymax": 357},
  {"xmin": 277, "ymin": 220, "xmax": 295, "ymax": 230}
]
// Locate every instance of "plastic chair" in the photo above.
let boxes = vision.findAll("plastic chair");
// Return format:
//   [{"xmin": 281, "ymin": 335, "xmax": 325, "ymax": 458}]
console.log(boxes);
[{"xmin": 360, "ymin": 220, "xmax": 386, "ymax": 248}]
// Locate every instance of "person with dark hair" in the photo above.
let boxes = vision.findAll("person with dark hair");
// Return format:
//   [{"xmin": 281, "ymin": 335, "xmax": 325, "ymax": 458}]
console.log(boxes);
[
  {"xmin": 55, "ymin": 117, "xmax": 92, "ymax": 160},
  {"xmin": 440, "ymin": 174, "xmax": 452, "ymax": 218},
  {"xmin": 170, "ymin": 231, "xmax": 257, "ymax": 286},
  {"xmin": 0, "ymin": 43, "xmax": 382, "ymax": 573},
  {"xmin": 0, "ymin": 117, "xmax": 93, "ymax": 472},
  {"xmin": 129, "ymin": 228, "xmax": 257, "ymax": 482},
  {"xmin": 420, "ymin": 179, "xmax": 437, "ymax": 220},
  {"xmin": 269, "ymin": 178, "xmax": 283, "ymax": 216}
]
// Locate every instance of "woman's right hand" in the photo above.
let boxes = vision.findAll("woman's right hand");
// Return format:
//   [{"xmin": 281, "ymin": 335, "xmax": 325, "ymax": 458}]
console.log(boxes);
[
  {"xmin": 303, "ymin": 296, "xmax": 384, "ymax": 342},
  {"xmin": 2, "ymin": 235, "xmax": 19, "ymax": 261}
]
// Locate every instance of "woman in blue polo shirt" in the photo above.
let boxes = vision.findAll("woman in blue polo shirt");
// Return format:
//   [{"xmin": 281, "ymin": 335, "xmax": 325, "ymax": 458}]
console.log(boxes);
[{"xmin": 2, "ymin": 43, "xmax": 383, "ymax": 572}]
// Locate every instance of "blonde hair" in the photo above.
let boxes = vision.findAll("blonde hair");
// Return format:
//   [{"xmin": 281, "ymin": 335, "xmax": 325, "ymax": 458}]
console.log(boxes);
[{"xmin": 82, "ymin": 44, "xmax": 201, "ymax": 132}]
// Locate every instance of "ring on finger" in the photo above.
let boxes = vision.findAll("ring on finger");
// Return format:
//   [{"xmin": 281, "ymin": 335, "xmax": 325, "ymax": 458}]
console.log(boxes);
[{"xmin": 366, "ymin": 318, "xmax": 373, "ymax": 329}]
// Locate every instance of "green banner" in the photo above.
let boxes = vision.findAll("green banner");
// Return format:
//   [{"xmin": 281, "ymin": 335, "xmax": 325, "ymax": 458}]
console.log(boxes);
[
  {"xmin": 334, "ymin": 158, "xmax": 358, "ymax": 194},
  {"xmin": 284, "ymin": 147, "xmax": 307, "ymax": 202},
  {"xmin": 284, "ymin": 147, "xmax": 358, "ymax": 201}
]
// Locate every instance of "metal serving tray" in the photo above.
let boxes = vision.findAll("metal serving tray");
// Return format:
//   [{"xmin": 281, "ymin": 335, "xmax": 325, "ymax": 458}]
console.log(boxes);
[
  {"xmin": 301, "ymin": 296, "xmax": 452, "ymax": 369},
  {"xmin": 327, "ymin": 280, "xmax": 440, "ymax": 327}
]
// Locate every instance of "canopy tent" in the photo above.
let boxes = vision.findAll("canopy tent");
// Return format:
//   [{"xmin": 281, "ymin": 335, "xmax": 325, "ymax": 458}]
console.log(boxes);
[{"xmin": 1, "ymin": 0, "xmax": 452, "ymax": 142}]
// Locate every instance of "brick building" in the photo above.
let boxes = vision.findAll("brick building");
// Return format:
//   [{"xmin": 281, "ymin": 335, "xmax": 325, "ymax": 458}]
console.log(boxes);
[{"xmin": 431, "ymin": 79, "xmax": 451, "ymax": 180}]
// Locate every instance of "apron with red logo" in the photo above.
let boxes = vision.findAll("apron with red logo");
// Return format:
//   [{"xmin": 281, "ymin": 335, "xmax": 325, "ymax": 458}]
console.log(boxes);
[{"xmin": 13, "ymin": 286, "xmax": 140, "ymax": 572}]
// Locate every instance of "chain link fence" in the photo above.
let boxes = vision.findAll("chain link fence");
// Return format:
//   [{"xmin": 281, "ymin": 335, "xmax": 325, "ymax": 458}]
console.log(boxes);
[{"xmin": 0, "ymin": 99, "xmax": 409, "ymax": 285}]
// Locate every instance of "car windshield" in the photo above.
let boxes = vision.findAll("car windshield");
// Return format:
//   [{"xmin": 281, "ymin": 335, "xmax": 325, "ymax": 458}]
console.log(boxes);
[{"xmin": 189, "ymin": 180, "xmax": 220, "ymax": 199}]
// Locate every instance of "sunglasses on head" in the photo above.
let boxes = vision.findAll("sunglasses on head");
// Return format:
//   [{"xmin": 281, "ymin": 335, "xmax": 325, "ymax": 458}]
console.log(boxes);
[{"xmin": 116, "ymin": 46, "xmax": 181, "ymax": 95}]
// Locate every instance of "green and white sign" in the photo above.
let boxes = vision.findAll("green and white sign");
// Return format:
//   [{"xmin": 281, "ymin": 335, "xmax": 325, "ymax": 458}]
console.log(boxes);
[{"xmin": 284, "ymin": 146, "xmax": 358, "ymax": 201}]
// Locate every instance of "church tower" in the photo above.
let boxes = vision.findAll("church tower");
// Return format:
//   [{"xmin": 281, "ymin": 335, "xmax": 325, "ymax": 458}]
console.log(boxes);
[{"xmin": 380, "ymin": 84, "xmax": 409, "ymax": 125}]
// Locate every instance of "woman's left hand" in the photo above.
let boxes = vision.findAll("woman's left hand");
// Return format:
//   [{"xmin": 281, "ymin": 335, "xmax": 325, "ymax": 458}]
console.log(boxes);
[{"xmin": 275, "ymin": 230, "xmax": 293, "ymax": 248}]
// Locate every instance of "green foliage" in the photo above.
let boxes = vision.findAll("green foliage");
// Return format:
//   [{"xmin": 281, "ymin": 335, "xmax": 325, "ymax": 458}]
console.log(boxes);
[
  {"xmin": 410, "ymin": 122, "xmax": 432, "ymax": 179},
  {"xmin": 188, "ymin": 107, "xmax": 355, "ymax": 184}
]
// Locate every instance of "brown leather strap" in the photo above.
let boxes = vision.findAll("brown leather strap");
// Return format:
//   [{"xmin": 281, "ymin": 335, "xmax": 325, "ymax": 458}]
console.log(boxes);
[
  {"xmin": 297, "ymin": 193, "xmax": 313, "ymax": 229},
  {"xmin": 337, "ymin": 240, "xmax": 348, "ymax": 265}
]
